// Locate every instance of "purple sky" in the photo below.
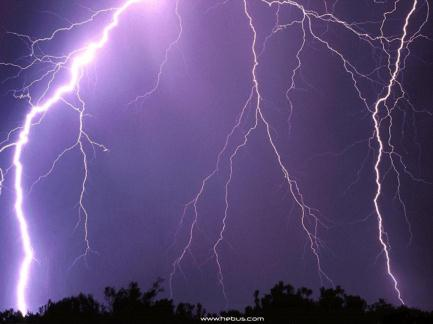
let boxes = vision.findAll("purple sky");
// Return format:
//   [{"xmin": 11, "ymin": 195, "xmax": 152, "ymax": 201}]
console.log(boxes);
[{"xmin": 0, "ymin": 0, "xmax": 432, "ymax": 313}]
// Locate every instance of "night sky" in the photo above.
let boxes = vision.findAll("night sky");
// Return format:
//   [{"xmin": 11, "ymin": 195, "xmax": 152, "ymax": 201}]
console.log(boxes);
[{"xmin": 0, "ymin": 0, "xmax": 432, "ymax": 314}]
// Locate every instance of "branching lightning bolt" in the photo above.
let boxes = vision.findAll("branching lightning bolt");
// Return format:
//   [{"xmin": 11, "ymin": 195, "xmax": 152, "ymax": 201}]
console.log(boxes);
[
  {"xmin": 371, "ymin": 0, "xmax": 420, "ymax": 305},
  {"xmin": 167, "ymin": 0, "xmax": 430, "ymax": 308},
  {"xmin": 169, "ymin": 0, "xmax": 336, "ymax": 305},
  {"xmin": 0, "ymin": 0, "xmax": 143, "ymax": 313},
  {"xmin": 0, "ymin": 0, "xmax": 430, "ymax": 315}
]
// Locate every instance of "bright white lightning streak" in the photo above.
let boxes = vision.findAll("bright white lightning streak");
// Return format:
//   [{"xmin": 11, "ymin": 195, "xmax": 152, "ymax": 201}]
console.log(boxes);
[
  {"xmin": 168, "ymin": 0, "xmax": 429, "ymax": 307},
  {"xmin": 9, "ymin": 0, "xmax": 143, "ymax": 314},
  {"xmin": 1, "ymin": 0, "xmax": 427, "ymax": 313},
  {"xmin": 260, "ymin": 0, "xmax": 428, "ymax": 304},
  {"xmin": 371, "ymin": 0, "xmax": 419, "ymax": 305}
]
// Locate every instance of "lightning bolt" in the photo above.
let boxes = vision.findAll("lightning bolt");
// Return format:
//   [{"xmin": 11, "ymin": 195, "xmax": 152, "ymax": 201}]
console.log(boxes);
[
  {"xmin": 0, "ymin": 0, "xmax": 430, "ymax": 315},
  {"xmin": 371, "ymin": 0, "xmax": 420, "ymax": 305},
  {"xmin": 168, "ymin": 0, "xmax": 430, "ymax": 307},
  {"xmin": 169, "ymin": 0, "xmax": 334, "ymax": 305},
  {"xmin": 0, "ymin": 0, "xmax": 144, "ymax": 313}
]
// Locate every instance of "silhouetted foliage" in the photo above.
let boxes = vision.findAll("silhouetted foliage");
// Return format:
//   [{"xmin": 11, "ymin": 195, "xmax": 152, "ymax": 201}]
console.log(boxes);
[
  {"xmin": 1, "ymin": 279, "xmax": 433, "ymax": 323},
  {"xmin": 36, "ymin": 294, "xmax": 101, "ymax": 324},
  {"xmin": 244, "ymin": 282, "xmax": 433, "ymax": 323},
  {"xmin": 0, "ymin": 309, "xmax": 23, "ymax": 324}
]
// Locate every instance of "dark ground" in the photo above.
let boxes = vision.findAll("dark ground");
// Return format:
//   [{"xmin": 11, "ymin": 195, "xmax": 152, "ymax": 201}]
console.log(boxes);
[{"xmin": 1, "ymin": 279, "xmax": 433, "ymax": 324}]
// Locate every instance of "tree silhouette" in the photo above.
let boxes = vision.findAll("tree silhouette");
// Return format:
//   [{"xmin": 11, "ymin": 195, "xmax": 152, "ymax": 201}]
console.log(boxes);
[
  {"xmin": 1, "ymin": 279, "xmax": 433, "ymax": 323},
  {"xmin": 36, "ymin": 294, "xmax": 101, "ymax": 324},
  {"xmin": 0, "ymin": 309, "xmax": 23, "ymax": 324}
]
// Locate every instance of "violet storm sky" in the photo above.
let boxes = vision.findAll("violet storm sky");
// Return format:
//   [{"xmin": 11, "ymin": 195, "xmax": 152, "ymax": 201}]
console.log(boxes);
[{"xmin": 0, "ymin": 0, "xmax": 432, "ymax": 313}]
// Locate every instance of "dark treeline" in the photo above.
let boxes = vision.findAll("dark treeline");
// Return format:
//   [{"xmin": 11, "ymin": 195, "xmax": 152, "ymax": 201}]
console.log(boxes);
[{"xmin": 1, "ymin": 279, "xmax": 433, "ymax": 323}]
